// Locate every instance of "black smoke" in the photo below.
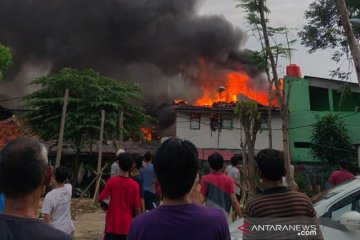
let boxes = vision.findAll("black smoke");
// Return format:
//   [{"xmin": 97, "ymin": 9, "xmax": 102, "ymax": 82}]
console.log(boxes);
[
  {"xmin": 0, "ymin": 1, "xmax": 245, "ymax": 83},
  {"xmin": 0, "ymin": 0, "xmax": 262, "ymax": 130}
]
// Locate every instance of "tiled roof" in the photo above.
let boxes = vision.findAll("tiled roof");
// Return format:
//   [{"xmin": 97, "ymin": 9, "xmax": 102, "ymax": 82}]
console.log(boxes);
[{"xmin": 0, "ymin": 116, "xmax": 32, "ymax": 149}]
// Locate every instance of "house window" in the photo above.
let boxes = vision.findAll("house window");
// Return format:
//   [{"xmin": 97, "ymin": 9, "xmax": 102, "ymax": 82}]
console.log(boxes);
[
  {"xmin": 332, "ymin": 90, "xmax": 360, "ymax": 112},
  {"xmin": 190, "ymin": 114, "xmax": 200, "ymax": 130},
  {"xmin": 294, "ymin": 142, "xmax": 312, "ymax": 148},
  {"xmin": 221, "ymin": 118, "xmax": 233, "ymax": 130},
  {"xmin": 261, "ymin": 115, "xmax": 269, "ymax": 129},
  {"xmin": 309, "ymin": 86, "xmax": 330, "ymax": 111}
]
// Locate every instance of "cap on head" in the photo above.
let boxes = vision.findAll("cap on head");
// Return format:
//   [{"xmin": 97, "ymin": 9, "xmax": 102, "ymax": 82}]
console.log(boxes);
[{"xmin": 116, "ymin": 149, "xmax": 125, "ymax": 156}]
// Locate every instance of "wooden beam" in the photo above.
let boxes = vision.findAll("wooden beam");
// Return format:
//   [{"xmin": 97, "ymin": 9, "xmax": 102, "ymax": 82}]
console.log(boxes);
[
  {"xmin": 92, "ymin": 110, "xmax": 105, "ymax": 205},
  {"xmin": 55, "ymin": 89, "xmax": 69, "ymax": 168}
]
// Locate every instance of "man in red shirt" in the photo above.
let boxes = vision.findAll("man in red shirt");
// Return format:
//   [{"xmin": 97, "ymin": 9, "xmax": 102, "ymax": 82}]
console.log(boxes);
[
  {"xmin": 99, "ymin": 153, "xmax": 140, "ymax": 240},
  {"xmin": 328, "ymin": 161, "xmax": 354, "ymax": 186}
]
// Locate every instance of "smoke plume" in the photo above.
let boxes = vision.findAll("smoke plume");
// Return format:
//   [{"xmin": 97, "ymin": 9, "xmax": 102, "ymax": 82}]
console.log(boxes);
[{"xmin": 0, "ymin": 0, "xmax": 254, "ymax": 104}]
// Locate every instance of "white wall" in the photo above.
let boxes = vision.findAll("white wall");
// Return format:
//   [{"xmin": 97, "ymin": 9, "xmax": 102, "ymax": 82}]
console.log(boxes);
[{"xmin": 176, "ymin": 111, "xmax": 283, "ymax": 151}]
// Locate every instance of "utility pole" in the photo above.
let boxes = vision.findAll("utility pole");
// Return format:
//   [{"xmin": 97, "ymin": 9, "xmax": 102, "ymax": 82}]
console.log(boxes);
[
  {"xmin": 217, "ymin": 86, "xmax": 225, "ymax": 149},
  {"xmin": 55, "ymin": 89, "xmax": 69, "ymax": 168},
  {"xmin": 119, "ymin": 110, "xmax": 123, "ymax": 149},
  {"xmin": 93, "ymin": 110, "xmax": 105, "ymax": 205}
]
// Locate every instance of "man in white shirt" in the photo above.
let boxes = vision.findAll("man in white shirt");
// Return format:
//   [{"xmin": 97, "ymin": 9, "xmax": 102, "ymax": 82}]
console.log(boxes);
[
  {"xmin": 225, "ymin": 155, "xmax": 242, "ymax": 221},
  {"xmin": 111, "ymin": 149, "xmax": 125, "ymax": 177},
  {"xmin": 41, "ymin": 166, "xmax": 75, "ymax": 238}
]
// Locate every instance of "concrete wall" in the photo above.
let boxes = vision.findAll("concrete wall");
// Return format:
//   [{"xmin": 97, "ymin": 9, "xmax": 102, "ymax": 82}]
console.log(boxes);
[
  {"xmin": 175, "ymin": 111, "xmax": 283, "ymax": 151},
  {"xmin": 286, "ymin": 76, "xmax": 360, "ymax": 163}
]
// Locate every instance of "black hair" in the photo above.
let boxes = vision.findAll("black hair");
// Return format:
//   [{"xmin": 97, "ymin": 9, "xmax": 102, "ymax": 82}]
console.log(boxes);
[
  {"xmin": 256, "ymin": 149, "xmax": 285, "ymax": 181},
  {"xmin": 339, "ymin": 160, "xmax": 348, "ymax": 169},
  {"xmin": 55, "ymin": 166, "xmax": 69, "ymax": 183},
  {"xmin": 132, "ymin": 153, "xmax": 144, "ymax": 170},
  {"xmin": 208, "ymin": 152, "xmax": 224, "ymax": 171},
  {"xmin": 231, "ymin": 155, "xmax": 242, "ymax": 166},
  {"xmin": 144, "ymin": 151, "xmax": 152, "ymax": 162},
  {"xmin": 0, "ymin": 137, "xmax": 47, "ymax": 198},
  {"xmin": 154, "ymin": 138, "xmax": 198, "ymax": 199},
  {"xmin": 118, "ymin": 153, "xmax": 133, "ymax": 172}
]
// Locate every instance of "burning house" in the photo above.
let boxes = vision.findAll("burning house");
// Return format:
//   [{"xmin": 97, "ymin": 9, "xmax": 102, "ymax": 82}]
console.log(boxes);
[
  {"xmin": 168, "ymin": 66, "xmax": 283, "ymax": 160},
  {"xmin": 173, "ymin": 101, "xmax": 282, "ymax": 160}
]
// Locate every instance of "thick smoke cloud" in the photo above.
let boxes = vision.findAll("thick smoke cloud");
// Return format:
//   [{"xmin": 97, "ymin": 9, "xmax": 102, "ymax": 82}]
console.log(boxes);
[
  {"xmin": 0, "ymin": 1, "xmax": 245, "ymax": 89},
  {"xmin": 0, "ymin": 0, "xmax": 256, "ymax": 130}
]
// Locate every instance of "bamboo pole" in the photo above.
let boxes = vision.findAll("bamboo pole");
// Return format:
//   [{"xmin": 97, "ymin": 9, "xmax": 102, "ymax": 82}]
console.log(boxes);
[
  {"xmin": 119, "ymin": 110, "xmax": 124, "ymax": 149},
  {"xmin": 92, "ymin": 110, "xmax": 105, "ymax": 205},
  {"xmin": 55, "ymin": 89, "xmax": 69, "ymax": 168}
]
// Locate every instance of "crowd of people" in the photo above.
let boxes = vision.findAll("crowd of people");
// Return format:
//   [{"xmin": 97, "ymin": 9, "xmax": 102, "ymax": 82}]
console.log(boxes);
[{"xmin": 1, "ymin": 136, "xmax": 352, "ymax": 239}]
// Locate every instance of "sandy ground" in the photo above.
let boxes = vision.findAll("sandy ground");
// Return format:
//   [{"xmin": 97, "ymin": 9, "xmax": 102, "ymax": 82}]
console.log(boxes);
[{"xmin": 74, "ymin": 208, "xmax": 105, "ymax": 240}]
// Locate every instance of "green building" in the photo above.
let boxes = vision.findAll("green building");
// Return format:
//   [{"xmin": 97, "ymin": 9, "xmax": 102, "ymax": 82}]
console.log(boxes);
[{"xmin": 286, "ymin": 75, "xmax": 360, "ymax": 163}]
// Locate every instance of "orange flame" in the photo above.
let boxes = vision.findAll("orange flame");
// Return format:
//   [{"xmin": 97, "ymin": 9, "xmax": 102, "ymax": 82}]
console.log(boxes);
[
  {"xmin": 141, "ymin": 128, "xmax": 152, "ymax": 141},
  {"xmin": 194, "ymin": 59, "xmax": 279, "ymax": 107},
  {"xmin": 173, "ymin": 99, "xmax": 190, "ymax": 105}
]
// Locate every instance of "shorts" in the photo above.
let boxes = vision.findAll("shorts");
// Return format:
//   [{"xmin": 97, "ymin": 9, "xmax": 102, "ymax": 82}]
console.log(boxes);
[
  {"xmin": 144, "ymin": 191, "xmax": 158, "ymax": 210},
  {"xmin": 236, "ymin": 194, "xmax": 241, "ymax": 202}
]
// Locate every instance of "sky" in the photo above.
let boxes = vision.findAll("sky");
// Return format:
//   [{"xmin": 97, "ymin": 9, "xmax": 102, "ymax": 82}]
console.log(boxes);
[{"xmin": 197, "ymin": 0, "xmax": 357, "ymax": 81}]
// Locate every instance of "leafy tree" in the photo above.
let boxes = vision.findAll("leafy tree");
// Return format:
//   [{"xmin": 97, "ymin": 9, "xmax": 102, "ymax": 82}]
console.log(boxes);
[
  {"xmin": 237, "ymin": 0, "xmax": 294, "ymax": 186},
  {"xmin": 299, "ymin": 0, "xmax": 360, "ymax": 82},
  {"xmin": 23, "ymin": 68, "xmax": 150, "ymax": 153},
  {"xmin": 0, "ymin": 43, "xmax": 12, "ymax": 80},
  {"xmin": 235, "ymin": 100, "xmax": 262, "ymax": 195},
  {"xmin": 238, "ymin": 0, "xmax": 296, "ymax": 149},
  {"xmin": 310, "ymin": 114, "xmax": 355, "ymax": 165}
]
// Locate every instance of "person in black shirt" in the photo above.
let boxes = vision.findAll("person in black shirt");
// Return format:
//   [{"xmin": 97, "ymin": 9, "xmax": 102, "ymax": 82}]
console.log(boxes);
[
  {"xmin": 131, "ymin": 153, "xmax": 145, "ymax": 213},
  {"xmin": 0, "ymin": 137, "xmax": 70, "ymax": 240}
]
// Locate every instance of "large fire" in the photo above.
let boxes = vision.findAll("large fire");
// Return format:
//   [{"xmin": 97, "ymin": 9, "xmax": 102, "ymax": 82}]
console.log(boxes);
[
  {"xmin": 141, "ymin": 128, "xmax": 152, "ymax": 141},
  {"xmin": 193, "ymin": 59, "xmax": 279, "ymax": 107}
]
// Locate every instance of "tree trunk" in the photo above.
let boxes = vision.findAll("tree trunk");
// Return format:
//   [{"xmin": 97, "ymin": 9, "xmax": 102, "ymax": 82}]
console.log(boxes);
[
  {"xmin": 282, "ymin": 114, "xmax": 291, "ymax": 180},
  {"xmin": 267, "ymin": 77, "xmax": 273, "ymax": 149},
  {"xmin": 335, "ymin": 0, "xmax": 360, "ymax": 86},
  {"xmin": 258, "ymin": 0, "xmax": 291, "ymax": 182},
  {"xmin": 75, "ymin": 147, "xmax": 80, "ymax": 177}
]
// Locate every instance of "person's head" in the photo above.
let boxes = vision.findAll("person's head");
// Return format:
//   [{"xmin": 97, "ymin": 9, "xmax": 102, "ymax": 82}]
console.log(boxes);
[
  {"xmin": 144, "ymin": 151, "xmax": 152, "ymax": 162},
  {"xmin": 339, "ymin": 161, "xmax": 348, "ymax": 170},
  {"xmin": 208, "ymin": 152, "xmax": 224, "ymax": 171},
  {"xmin": 132, "ymin": 153, "xmax": 144, "ymax": 170},
  {"xmin": 230, "ymin": 155, "xmax": 242, "ymax": 166},
  {"xmin": 256, "ymin": 149, "xmax": 286, "ymax": 181},
  {"xmin": 54, "ymin": 166, "xmax": 69, "ymax": 184},
  {"xmin": 117, "ymin": 153, "xmax": 133, "ymax": 172},
  {"xmin": 0, "ymin": 137, "xmax": 52, "ymax": 199},
  {"xmin": 116, "ymin": 149, "xmax": 125, "ymax": 162},
  {"xmin": 154, "ymin": 138, "xmax": 198, "ymax": 199}
]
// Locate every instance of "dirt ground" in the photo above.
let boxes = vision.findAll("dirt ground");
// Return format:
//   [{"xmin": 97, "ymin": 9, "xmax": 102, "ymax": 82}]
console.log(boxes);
[
  {"xmin": 74, "ymin": 209, "xmax": 105, "ymax": 240},
  {"xmin": 71, "ymin": 199, "xmax": 105, "ymax": 240}
]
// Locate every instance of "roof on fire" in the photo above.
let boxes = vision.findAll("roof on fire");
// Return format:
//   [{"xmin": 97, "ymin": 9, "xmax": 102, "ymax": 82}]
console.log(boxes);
[{"xmin": 0, "ymin": 116, "xmax": 34, "ymax": 149}]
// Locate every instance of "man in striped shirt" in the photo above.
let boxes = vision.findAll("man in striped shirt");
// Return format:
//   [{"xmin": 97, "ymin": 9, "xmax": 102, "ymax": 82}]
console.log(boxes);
[{"xmin": 244, "ymin": 149, "xmax": 323, "ymax": 239}]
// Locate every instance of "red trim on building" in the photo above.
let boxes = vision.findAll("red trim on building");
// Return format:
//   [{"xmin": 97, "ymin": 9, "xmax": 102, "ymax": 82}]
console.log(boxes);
[{"xmin": 198, "ymin": 149, "xmax": 234, "ymax": 161}]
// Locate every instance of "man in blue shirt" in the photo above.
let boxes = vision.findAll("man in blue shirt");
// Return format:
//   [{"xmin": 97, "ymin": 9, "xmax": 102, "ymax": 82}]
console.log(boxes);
[
  {"xmin": 0, "ymin": 192, "xmax": 4, "ymax": 213},
  {"xmin": 140, "ymin": 151, "xmax": 157, "ymax": 210}
]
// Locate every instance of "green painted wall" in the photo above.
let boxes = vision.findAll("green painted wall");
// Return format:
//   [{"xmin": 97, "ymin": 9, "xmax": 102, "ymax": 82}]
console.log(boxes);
[{"xmin": 286, "ymin": 76, "xmax": 360, "ymax": 163}]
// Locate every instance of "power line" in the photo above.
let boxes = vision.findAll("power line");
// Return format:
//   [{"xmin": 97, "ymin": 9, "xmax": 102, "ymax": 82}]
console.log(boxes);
[{"xmin": 0, "ymin": 96, "xmax": 23, "ymax": 103}]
